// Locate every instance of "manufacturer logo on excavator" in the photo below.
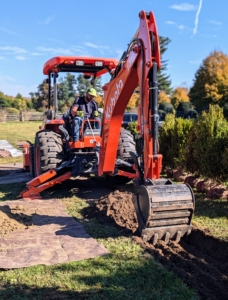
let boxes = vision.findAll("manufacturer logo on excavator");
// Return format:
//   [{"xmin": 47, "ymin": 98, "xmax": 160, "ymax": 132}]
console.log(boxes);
[{"xmin": 105, "ymin": 79, "xmax": 123, "ymax": 119}]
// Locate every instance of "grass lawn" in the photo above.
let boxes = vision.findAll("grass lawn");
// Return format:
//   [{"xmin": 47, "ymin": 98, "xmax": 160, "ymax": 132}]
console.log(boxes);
[
  {"xmin": 193, "ymin": 193, "xmax": 228, "ymax": 241},
  {"xmin": 0, "ymin": 121, "xmax": 200, "ymax": 299},
  {"xmin": 0, "ymin": 121, "xmax": 41, "ymax": 164}
]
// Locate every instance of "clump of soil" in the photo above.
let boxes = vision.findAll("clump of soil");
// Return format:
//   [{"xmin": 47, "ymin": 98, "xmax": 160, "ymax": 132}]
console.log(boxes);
[
  {"xmin": 0, "ymin": 205, "xmax": 33, "ymax": 237},
  {"xmin": 84, "ymin": 190, "xmax": 138, "ymax": 233}
]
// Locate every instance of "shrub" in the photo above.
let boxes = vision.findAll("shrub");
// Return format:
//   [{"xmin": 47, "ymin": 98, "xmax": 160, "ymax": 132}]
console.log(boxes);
[
  {"xmin": 176, "ymin": 102, "xmax": 193, "ymax": 118},
  {"xmin": 184, "ymin": 105, "xmax": 228, "ymax": 180},
  {"xmin": 159, "ymin": 114, "xmax": 193, "ymax": 169},
  {"xmin": 6, "ymin": 107, "xmax": 20, "ymax": 114},
  {"xmin": 127, "ymin": 121, "xmax": 138, "ymax": 135}
]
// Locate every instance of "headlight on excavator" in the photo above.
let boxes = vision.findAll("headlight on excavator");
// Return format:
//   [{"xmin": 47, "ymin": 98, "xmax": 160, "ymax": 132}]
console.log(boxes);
[
  {"xmin": 76, "ymin": 60, "xmax": 84, "ymax": 66},
  {"xmin": 95, "ymin": 61, "xmax": 103, "ymax": 67}
]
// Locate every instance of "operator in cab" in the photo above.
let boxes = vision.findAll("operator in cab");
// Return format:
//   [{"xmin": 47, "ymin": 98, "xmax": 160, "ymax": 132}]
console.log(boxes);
[{"xmin": 63, "ymin": 88, "xmax": 100, "ymax": 142}]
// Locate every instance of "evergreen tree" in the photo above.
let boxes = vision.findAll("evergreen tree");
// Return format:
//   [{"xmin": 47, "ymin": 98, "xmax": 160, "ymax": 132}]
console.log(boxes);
[
  {"xmin": 158, "ymin": 36, "xmax": 172, "ymax": 95},
  {"xmin": 76, "ymin": 74, "xmax": 103, "ymax": 96},
  {"xmin": 65, "ymin": 73, "xmax": 77, "ymax": 97},
  {"xmin": 77, "ymin": 74, "xmax": 92, "ymax": 96}
]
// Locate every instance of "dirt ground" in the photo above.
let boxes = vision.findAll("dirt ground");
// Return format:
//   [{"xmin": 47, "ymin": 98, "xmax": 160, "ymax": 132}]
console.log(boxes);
[
  {"xmin": 83, "ymin": 189, "xmax": 228, "ymax": 300},
  {"xmin": 0, "ymin": 204, "xmax": 32, "ymax": 237}
]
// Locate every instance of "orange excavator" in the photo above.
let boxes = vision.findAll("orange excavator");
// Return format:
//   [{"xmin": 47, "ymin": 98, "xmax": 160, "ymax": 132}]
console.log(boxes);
[{"xmin": 20, "ymin": 10, "xmax": 194, "ymax": 244}]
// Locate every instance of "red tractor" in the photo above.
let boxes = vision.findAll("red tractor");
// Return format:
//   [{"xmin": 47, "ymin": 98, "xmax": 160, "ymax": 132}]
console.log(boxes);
[{"xmin": 21, "ymin": 10, "xmax": 194, "ymax": 245}]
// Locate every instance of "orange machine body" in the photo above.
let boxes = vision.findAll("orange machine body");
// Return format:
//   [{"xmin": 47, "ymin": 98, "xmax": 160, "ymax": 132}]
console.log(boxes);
[
  {"xmin": 99, "ymin": 10, "xmax": 162, "ymax": 180},
  {"xmin": 21, "ymin": 10, "xmax": 163, "ymax": 198}
]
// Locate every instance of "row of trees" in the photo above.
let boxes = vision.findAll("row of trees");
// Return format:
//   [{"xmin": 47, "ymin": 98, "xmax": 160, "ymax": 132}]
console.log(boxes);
[
  {"xmin": 1, "ymin": 37, "xmax": 228, "ymax": 118},
  {"xmin": 0, "ymin": 92, "xmax": 33, "ymax": 114},
  {"xmin": 0, "ymin": 36, "xmax": 173, "ymax": 113}
]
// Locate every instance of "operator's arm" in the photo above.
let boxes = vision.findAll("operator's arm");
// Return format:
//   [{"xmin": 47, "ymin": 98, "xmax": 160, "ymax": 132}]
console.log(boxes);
[
  {"xmin": 92, "ymin": 100, "xmax": 99, "ymax": 117},
  {"xmin": 71, "ymin": 105, "xmax": 78, "ymax": 117}
]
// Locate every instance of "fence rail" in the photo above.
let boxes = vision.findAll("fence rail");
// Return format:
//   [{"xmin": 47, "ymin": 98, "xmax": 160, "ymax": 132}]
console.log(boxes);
[{"xmin": 0, "ymin": 112, "xmax": 47, "ymax": 122}]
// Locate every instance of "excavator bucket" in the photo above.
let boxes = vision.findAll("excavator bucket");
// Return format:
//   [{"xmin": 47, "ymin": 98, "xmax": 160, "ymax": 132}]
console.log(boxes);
[{"xmin": 132, "ymin": 179, "xmax": 195, "ymax": 244}]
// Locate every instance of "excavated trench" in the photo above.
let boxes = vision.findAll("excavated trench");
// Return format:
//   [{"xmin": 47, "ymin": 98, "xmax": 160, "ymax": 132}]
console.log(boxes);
[{"xmin": 83, "ymin": 189, "xmax": 228, "ymax": 300}]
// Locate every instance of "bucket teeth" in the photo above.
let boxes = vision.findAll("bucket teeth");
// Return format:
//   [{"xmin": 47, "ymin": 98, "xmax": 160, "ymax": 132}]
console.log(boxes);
[
  {"xmin": 152, "ymin": 233, "xmax": 158, "ymax": 245},
  {"xmin": 175, "ymin": 231, "xmax": 182, "ymax": 243},
  {"xmin": 164, "ymin": 232, "xmax": 170, "ymax": 244}
]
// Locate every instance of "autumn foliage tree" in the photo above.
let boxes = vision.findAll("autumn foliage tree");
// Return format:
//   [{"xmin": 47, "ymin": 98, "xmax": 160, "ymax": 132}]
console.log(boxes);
[
  {"xmin": 171, "ymin": 87, "xmax": 189, "ymax": 109},
  {"xmin": 189, "ymin": 51, "xmax": 228, "ymax": 110},
  {"xmin": 158, "ymin": 90, "xmax": 171, "ymax": 104}
]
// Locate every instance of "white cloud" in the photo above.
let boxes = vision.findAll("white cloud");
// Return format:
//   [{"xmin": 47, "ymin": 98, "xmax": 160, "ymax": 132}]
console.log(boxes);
[
  {"xmin": 0, "ymin": 26, "xmax": 21, "ymax": 36},
  {"xmin": 189, "ymin": 59, "xmax": 201, "ymax": 64},
  {"xmin": 0, "ymin": 46, "xmax": 27, "ymax": 54},
  {"xmin": 0, "ymin": 75, "xmax": 14, "ymax": 81},
  {"xmin": 31, "ymin": 52, "xmax": 42, "ymax": 56},
  {"xmin": 37, "ymin": 46, "xmax": 73, "ymax": 55},
  {"xmin": 201, "ymin": 33, "xmax": 217, "ymax": 39},
  {"xmin": 170, "ymin": 3, "xmax": 198, "ymax": 11},
  {"xmin": 193, "ymin": 0, "xmax": 203, "ymax": 36},
  {"xmin": 84, "ymin": 42, "xmax": 109, "ymax": 50},
  {"xmin": 166, "ymin": 21, "xmax": 192, "ymax": 33},
  {"xmin": 15, "ymin": 56, "xmax": 26, "ymax": 60},
  {"xmin": 38, "ymin": 16, "xmax": 55, "ymax": 25},
  {"xmin": 165, "ymin": 21, "xmax": 177, "ymax": 25},
  {"xmin": 0, "ymin": 56, "xmax": 5, "ymax": 60},
  {"xmin": 208, "ymin": 20, "xmax": 222, "ymax": 25},
  {"xmin": 178, "ymin": 25, "xmax": 186, "ymax": 30}
]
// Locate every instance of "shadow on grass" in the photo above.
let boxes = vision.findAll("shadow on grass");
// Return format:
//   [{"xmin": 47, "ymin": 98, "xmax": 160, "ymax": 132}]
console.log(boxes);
[
  {"xmin": 194, "ymin": 193, "xmax": 228, "ymax": 219},
  {"xmin": 0, "ymin": 182, "xmax": 26, "ymax": 201},
  {"xmin": 0, "ymin": 255, "xmax": 198, "ymax": 300}
]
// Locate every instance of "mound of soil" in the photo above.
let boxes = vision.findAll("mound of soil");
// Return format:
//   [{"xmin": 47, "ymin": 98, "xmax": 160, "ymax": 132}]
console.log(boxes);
[
  {"xmin": 0, "ymin": 205, "xmax": 33, "ymax": 237},
  {"xmin": 83, "ymin": 190, "xmax": 138, "ymax": 233}
]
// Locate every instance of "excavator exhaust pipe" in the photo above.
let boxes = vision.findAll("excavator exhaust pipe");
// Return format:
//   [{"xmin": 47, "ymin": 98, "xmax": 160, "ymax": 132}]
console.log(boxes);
[{"xmin": 132, "ymin": 179, "xmax": 195, "ymax": 244}]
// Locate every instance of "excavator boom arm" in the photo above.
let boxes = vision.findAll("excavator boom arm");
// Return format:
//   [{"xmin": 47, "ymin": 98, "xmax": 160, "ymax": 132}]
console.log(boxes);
[{"xmin": 98, "ymin": 11, "xmax": 162, "ymax": 179}]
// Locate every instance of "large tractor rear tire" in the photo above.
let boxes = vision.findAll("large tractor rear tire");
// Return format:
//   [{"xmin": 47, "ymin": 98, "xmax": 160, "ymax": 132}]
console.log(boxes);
[
  {"xmin": 29, "ymin": 145, "xmax": 35, "ymax": 178},
  {"xmin": 34, "ymin": 130, "xmax": 64, "ymax": 176},
  {"xmin": 106, "ymin": 129, "xmax": 136, "ymax": 185}
]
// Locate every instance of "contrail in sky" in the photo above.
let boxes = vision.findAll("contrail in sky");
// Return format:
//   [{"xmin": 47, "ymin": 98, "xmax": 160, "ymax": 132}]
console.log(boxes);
[{"xmin": 193, "ymin": 0, "xmax": 203, "ymax": 35}]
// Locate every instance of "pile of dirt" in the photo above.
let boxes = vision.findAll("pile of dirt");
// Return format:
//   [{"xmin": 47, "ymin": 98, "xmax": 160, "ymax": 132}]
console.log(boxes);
[
  {"xmin": 83, "ymin": 190, "xmax": 138, "ymax": 233},
  {"xmin": 0, "ymin": 205, "xmax": 33, "ymax": 237}
]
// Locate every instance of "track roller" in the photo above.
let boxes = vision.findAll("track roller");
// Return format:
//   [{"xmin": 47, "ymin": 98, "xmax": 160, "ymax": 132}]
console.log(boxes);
[{"xmin": 132, "ymin": 179, "xmax": 195, "ymax": 244}]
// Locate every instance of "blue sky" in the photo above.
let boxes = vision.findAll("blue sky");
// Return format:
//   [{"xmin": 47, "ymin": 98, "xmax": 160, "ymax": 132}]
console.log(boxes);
[{"xmin": 0, "ymin": 0, "xmax": 227, "ymax": 97}]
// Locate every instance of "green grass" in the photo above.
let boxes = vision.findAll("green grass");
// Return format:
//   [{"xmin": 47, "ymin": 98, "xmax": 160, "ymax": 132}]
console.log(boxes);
[
  {"xmin": 193, "ymin": 193, "xmax": 228, "ymax": 241},
  {"xmin": 0, "ymin": 121, "xmax": 41, "ymax": 164}
]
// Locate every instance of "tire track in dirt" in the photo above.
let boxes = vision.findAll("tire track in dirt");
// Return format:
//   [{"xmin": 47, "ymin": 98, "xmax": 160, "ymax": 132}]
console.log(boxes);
[{"xmin": 83, "ymin": 189, "xmax": 228, "ymax": 300}]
